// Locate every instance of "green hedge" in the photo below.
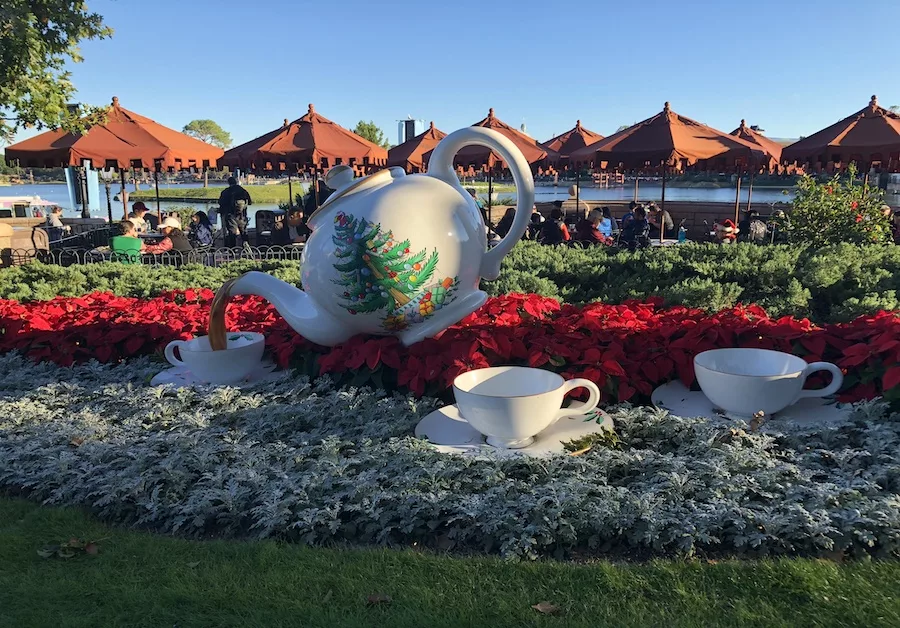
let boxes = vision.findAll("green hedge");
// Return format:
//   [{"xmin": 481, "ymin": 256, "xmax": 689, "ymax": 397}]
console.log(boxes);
[
  {"xmin": 485, "ymin": 241, "xmax": 900, "ymax": 323},
  {"xmin": 2, "ymin": 242, "xmax": 899, "ymax": 324},
  {"xmin": 0, "ymin": 260, "xmax": 300, "ymax": 302}
]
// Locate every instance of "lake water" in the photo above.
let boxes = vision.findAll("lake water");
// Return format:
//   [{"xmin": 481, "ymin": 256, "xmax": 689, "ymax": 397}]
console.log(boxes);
[{"xmin": 2, "ymin": 181, "xmax": 796, "ymax": 227}]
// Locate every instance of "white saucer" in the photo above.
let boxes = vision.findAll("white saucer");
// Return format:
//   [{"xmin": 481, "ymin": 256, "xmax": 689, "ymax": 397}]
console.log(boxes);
[
  {"xmin": 651, "ymin": 381, "xmax": 852, "ymax": 425},
  {"xmin": 414, "ymin": 404, "xmax": 614, "ymax": 458},
  {"xmin": 150, "ymin": 360, "xmax": 280, "ymax": 387}
]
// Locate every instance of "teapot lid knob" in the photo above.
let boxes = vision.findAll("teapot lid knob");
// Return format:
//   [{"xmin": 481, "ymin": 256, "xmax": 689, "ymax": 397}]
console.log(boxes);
[{"xmin": 324, "ymin": 165, "xmax": 354, "ymax": 191}]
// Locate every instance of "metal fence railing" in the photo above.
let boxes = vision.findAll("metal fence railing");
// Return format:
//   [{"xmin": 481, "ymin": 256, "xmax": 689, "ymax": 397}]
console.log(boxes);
[{"xmin": 2, "ymin": 244, "xmax": 305, "ymax": 268}]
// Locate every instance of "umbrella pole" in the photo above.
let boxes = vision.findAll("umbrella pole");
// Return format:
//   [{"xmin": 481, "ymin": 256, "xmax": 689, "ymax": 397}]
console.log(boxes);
[
  {"xmin": 746, "ymin": 170, "xmax": 754, "ymax": 214},
  {"xmin": 287, "ymin": 172, "xmax": 293, "ymax": 209},
  {"xmin": 80, "ymin": 167, "xmax": 90, "ymax": 219},
  {"xmin": 120, "ymin": 170, "xmax": 128, "ymax": 219},
  {"xmin": 487, "ymin": 168, "xmax": 493, "ymax": 226},
  {"xmin": 313, "ymin": 167, "xmax": 319, "ymax": 208},
  {"xmin": 733, "ymin": 175, "xmax": 742, "ymax": 225},
  {"xmin": 659, "ymin": 163, "xmax": 667, "ymax": 243},
  {"xmin": 154, "ymin": 169, "xmax": 162, "ymax": 223},
  {"xmin": 104, "ymin": 178, "xmax": 113, "ymax": 226},
  {"xmin": 634, "ymin": 174, "xmax": 639, "ymax": 202},
  {"xmin": 576, "ymin": 168, "xmax": 582, "ymax": 220}
]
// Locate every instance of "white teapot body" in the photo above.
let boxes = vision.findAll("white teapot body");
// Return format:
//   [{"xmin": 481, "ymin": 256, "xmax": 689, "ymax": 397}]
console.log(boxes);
[{"xmin": 227, "ymin": 127, "xmax": 535, "ymax": 347}]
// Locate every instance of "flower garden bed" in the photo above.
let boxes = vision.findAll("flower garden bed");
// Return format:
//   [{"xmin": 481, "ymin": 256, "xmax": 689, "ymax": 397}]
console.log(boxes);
[
  {"xmin": 0, "ymin": 354, "xmax": 898, "ymax": 560},
  {"xmin": 0, "ymin": 290, "xmax": 897, "ymax": 404}
]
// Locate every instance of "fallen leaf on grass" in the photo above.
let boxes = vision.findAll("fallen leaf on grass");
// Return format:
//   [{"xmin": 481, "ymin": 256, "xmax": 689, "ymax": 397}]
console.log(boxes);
[
  {"xmin": 366, "ymin": 593, "xmax": 392, "ymax": 606},
  {"xmin": 69, "ymin": 437, "xmax": 85, "ymax": 447},
  {"xmin": 531, "ymin": 601, "xmax": 561, "ymax": 615},
  {"xmin": 37, "ymin": 546, "xmax": 58, "ymax": 559},
  {"xmin": 37, "ymin": 538, "xmax": 101, "ymax": 559},
  {"xmin": 187, "ymin": 561, "xmax": 201, "ymax": 569},
  {"xmin": 322, "ymin": 590, "xmax": 333, "ymax": 604}
]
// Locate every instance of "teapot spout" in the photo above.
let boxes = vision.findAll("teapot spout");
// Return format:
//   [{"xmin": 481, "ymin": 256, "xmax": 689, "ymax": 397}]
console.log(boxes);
[{"xmin": 227, "ymin": 271, "xmax": 352, "ymax": 347}]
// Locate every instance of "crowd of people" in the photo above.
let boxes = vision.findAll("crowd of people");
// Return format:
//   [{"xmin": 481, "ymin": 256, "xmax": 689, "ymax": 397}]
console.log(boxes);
[{"xmin": 483, "ymin": 187, "xmax": 670, "ymax": 252}]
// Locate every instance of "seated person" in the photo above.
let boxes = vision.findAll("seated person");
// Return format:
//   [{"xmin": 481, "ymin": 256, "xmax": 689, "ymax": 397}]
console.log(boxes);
[
  {"xmin": 539, "ymin": 208, "xmax": 571, "ymax": 245},
  {"xmin": 495, "ymin": 208, "xmax": 516, "ymax": 238},
  {"xmin": 188, "ymin": 211, "xmax": 215, "ymax": 248},
  {"xmin": 128, "ymin": 202, "xmax": 149, "ymax": 233},
  {"xmin": 600, "ymin": 206, "xmax": 616, "ymax": 237},
  {"xmin": 648, "ymin": 203, "xmax": 675, "ymax": 239},
  {"xmin": 287, "ymin": 209, "xmax": 311, "ymax": 243},
  {"xmin": 526, "ymin": 206, "xmax": 545, "ymax": 240},
  {"xmin": 575, "ymin": 209, "xmax": 608, "ymax": 244},
  {"xmin": 142, "ymin": 216, "xmax": 193, "ymax": 255},
  {"xmin": 110, "ymin": 220, "xmax": 143, "ymax": 264},
  {"xmin": 44, "ymin": 206, "xmax": 70, "ymax": 241},
  {"xmin": 620, "ymin": 201, "xmax": 638, "ymax": 229},
  {"xmin": 619, "ymin": 205, "xmax": 651, "ymax": 251},
  {"xmin": 713, "ymin": 219, "xmax": 739, "ymax": 244}
]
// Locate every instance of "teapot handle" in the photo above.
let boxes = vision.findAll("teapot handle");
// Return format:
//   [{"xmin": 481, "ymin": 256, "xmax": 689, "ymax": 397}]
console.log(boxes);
[{"xmin": 427, "ymin": 127, "xmax": 535, "ymax": 280}]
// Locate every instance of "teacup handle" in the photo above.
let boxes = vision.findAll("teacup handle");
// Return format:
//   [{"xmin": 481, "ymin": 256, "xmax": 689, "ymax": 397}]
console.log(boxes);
[
  {"xmin": 799, "ymin": 362, "xmax": 844, "ymax": 398},
  {"xmin": 164, "ymin": 340, "xmax": 188, "ymax": 367},
  {"xmin": 556, "ymin": 378, "xmax": 602, "ymax": 419}
]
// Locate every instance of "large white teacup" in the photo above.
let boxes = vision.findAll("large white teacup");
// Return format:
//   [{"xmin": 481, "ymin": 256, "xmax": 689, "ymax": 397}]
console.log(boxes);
[
  {"xmin": 453, "ymin": 366, "xmax": 601, "ymax": 449},
  {"xmin": 694, "ymin": 348, "xmax": 843, "ymax": 418},
  {"xmin": 164, "ymin": 332, "xmax": 265, "ymax": 384}
]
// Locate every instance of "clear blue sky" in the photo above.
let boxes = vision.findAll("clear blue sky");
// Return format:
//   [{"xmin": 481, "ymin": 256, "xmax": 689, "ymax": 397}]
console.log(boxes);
[{"xmin": 10, "ymin": 0, "xmax": 900, "ymax": 147}]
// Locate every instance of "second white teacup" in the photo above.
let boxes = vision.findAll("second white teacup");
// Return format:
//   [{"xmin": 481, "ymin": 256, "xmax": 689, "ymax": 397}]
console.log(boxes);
[
  {"xmin": 164, "ymin": 331, "xmax": 265, "ymax": 384},
  {"xmin": 694, "ymin": 348, "xmax": 843, "ymax": 418},
  {"xmin": 453, "ymin": 366, "xmax": 601, "ymax": 449}
]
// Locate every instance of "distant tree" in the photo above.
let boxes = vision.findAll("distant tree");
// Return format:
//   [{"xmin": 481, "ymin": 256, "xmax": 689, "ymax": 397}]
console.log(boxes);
[
  {"xmin": 353, "ymin": 121, "xmax": 391, "ymax": 149},
  {"xmin": 890, "ymin": 105, "xmax": 900, "ymax": 114},
  {"xmin": 182, "ymin": 119, "xmax": 232, "ymax": 148},
  {"xmin": 616, "ymin": 125, "xmax": 630, "ymax": 132},
  {"xmin": 0, "ymin": 2, "xmax": 113, "ymax": 143}
]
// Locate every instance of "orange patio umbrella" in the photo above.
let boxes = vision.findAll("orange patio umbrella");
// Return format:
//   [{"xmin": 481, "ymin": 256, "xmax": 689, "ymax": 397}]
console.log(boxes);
[
  {"xmin": 570, "ymin": 102, "xmax": 767, "ymax": 241},
  {"xmin": 730, "ymin": 120, "xmax": 784, "ymax": 214},
  {"xmin": 5, "ymin": 96, "xmax": 224, "ymax": 220},
  {"xmin": 730, "ymin": 119, "xmax": 783, "ymax": 166},
  {"xmin": 782, "ymin": 95, "xmax": 900, "ymax": 171},
  {"xmin": 220, "ymin": 104, "xmax": 388, "ymax": 206},
  {"xmin": 387, "ymin": 121, "xmax": 446, "ymax": 173},
  {"xmin": 431, "ymin": 108, "xmax": 557, "ymax": 173},
  {"xmin": 542, "ymin": 120, "xmax": 604, "ymax": 164},
  {"xmin": 220, "ymin": 104, "xmax": 387, "ymax": 173},
  {"xmin": 570, "ymin": 102, "xmax": 767, "ymax": 170}
]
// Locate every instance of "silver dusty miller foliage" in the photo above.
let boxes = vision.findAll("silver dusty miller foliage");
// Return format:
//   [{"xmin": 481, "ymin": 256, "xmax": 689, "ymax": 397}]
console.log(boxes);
[{"xmin": 1, "ymin": 352, "xmax": 899, "ymax": 560}]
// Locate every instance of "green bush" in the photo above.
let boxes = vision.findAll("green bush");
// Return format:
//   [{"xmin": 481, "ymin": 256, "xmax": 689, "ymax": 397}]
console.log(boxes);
[
  {"xmin": 789, "ymin": 165, "xmax": 893, "ymax": 246},
  {"xmin": 0, "ymin": 260, "xmax": 300, "ymax": 302},
  {"xmin": 483, "ymin": 241, "xmax": 900, "ymax": 323},
  {"xmin": 3, "ymin": 242, "xmax": 900, "ymax": 324}
]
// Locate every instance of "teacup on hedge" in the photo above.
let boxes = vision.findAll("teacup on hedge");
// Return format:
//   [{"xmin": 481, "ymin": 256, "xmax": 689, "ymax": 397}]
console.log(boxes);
[
  {"xmin": 694, "ymin": 348, "xmax": 843, "ymax": 418},
  {"xmin": 453, "ymin": 366, "xmax": 601, "ymax": 449},
  {"xmin": 164, "ymin": 332, "xmax": 264, "ymax": 384}
]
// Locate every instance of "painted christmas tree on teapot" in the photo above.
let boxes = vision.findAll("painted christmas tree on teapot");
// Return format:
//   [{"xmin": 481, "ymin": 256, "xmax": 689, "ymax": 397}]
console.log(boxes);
[{"xmin": 331, "ymin": 211, "xmax": 459, "ymax": 331}]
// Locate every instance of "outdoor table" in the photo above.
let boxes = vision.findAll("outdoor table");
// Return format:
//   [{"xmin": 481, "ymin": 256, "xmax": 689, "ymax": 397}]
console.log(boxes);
[{"xmin": 139, "ymin": 232, "xmax": 163, "ymax": 240}]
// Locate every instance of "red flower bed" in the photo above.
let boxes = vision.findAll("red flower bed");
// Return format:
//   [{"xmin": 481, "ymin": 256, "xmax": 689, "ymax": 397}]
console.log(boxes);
[{"xmin": 0, "ymin": 291, "xmax": 898, "ymax": 404}]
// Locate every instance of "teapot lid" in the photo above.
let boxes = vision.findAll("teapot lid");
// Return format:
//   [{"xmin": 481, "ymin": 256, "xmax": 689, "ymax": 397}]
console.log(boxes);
[{"xmin": 309, "ymin": 167, "xmax": 405, "ymax": 221}]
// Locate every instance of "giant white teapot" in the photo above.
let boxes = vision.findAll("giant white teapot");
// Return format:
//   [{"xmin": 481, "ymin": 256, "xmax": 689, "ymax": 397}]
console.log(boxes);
[{"xmin": 210, "ymin": 127, "xmax": 535, "ymax": 348}]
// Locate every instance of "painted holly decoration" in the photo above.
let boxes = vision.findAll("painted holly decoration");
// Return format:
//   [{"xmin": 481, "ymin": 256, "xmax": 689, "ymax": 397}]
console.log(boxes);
[{"xmin": 331, "ymin": 211, "xmax": 458, "ymax": 331}]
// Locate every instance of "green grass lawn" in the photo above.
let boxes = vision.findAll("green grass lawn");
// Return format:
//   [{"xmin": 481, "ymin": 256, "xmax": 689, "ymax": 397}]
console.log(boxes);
[
  {"xmin": 2, "ymin": 498, "xmax": 899, "ymax": 627},
  {"xmin": 130, "ymin": 184, "xmax": 305, "ymax": 204}
]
